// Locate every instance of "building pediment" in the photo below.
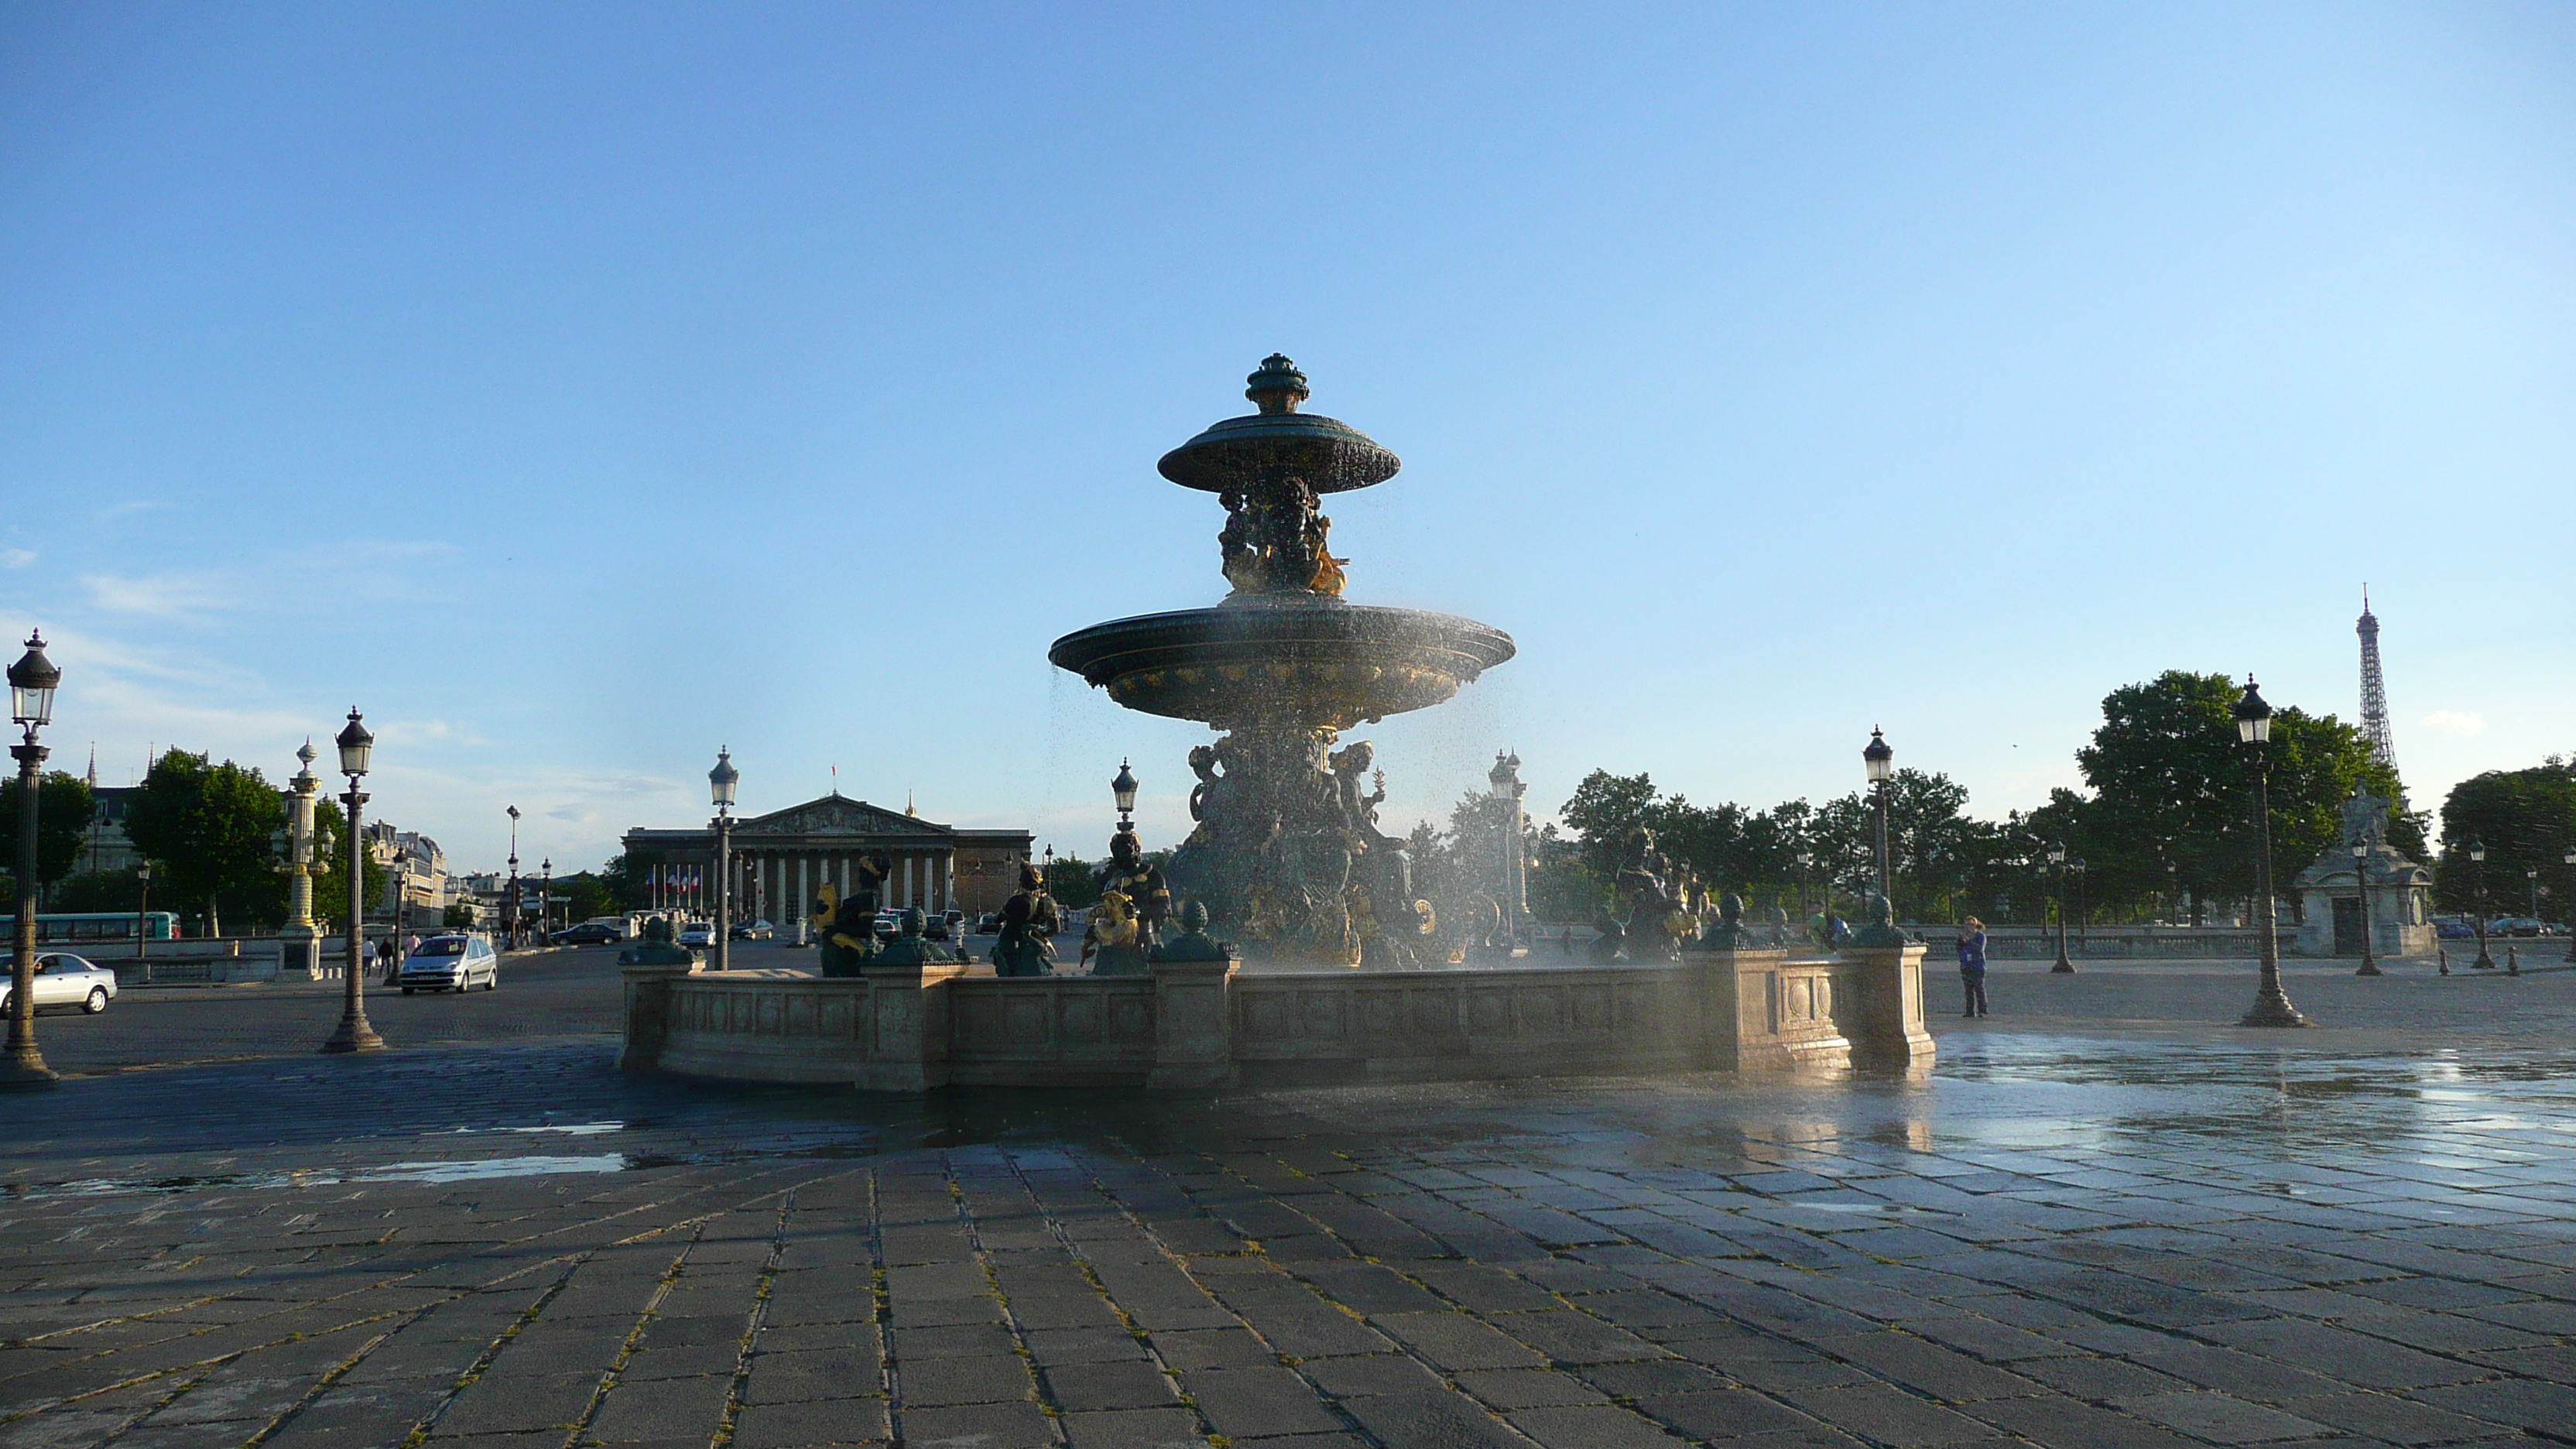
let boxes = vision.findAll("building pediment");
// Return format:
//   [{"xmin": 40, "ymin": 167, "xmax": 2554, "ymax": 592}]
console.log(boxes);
[{"xmin": 739, "ymin": 795, "xmax": 946, "ymax": 838}]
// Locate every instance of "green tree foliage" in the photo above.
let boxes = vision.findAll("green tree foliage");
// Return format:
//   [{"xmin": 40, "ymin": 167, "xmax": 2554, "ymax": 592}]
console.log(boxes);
[
  {"xmin": 122, "ymin": 749, "xmax": 286, "ymax": 935},
  {"xmin": 602, "ymin": 849, "xmax": 656, "ymax": 912},
  {"xmin": 2434, "ymin": 759, "xmax": 2576, "ymax": 916},
  {"xmin": 2070, "ymin": 670, "xmax": 2410, "ymax": 920},
  {"xmin": 549, "ymin": 871, "xmax": 618, "ymax": 925},
  {"xmin": 0, "ymin": 769, "xmax": 94, "ymax": 908},
  {"xmin": 1045, "ymin": 854, "xmax": 1101, "ymax": 908},
  {"xmin": 52, "ymin": 868, "xmax": 145, "ymax": 914}
]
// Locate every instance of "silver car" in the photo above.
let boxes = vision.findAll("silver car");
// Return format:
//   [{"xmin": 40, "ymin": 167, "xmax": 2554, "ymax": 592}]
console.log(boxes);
[
  {"xmin": 397, "ymin": 933, "xmax": 499, "ymax": 994},
  {"xmin": 1, "ymin": 953, "xmax": 118, "ymax": 1016}
]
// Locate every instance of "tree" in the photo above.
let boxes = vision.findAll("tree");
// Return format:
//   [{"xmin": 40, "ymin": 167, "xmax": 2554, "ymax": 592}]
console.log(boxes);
[
  {"xmin": 2434, "ymin": 759, "xmax": 2576, "ymax": 916},
  {"xmin": 303, "ymin": 796, "xmax": 385, "ymax": 931},
  {"xmin": 122, "ymin": 749, "xmax": 286, "ymax": 937},
  {"xmin": 0, "ymin": 769, "xmax": 94, "ymax": 909},
  {"xmin": 1045, "ymin": 854, "xmax": 1101, "ymax": 908},
  {"xmin": 2071, "ymin": 671, "xmax": 2407, "ymax": 920}
]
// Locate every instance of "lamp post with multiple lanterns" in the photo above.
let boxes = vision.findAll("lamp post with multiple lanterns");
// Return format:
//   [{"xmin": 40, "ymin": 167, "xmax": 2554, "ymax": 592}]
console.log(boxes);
[
  {"xmin": 709, "ymin": 748, "xmax": 738, "ymax": 973},
  {"xmin": 4, "ymin": 632, "xmax": 62, "ymax": 1088},
  {"xmin": 1794, "ymin": 851, "xmax": 1814, "ymax": 938},
  {"xmin": 135, "ymin": 860, "xmax": 153, "ymax": 971},
  {"xmin": 2232, "ymin": 677, "xmax": 2309, "ymax": 1028},
  {"xmin": 323, "ymin": 710, "xmax": 385, "ymax": 1053}
]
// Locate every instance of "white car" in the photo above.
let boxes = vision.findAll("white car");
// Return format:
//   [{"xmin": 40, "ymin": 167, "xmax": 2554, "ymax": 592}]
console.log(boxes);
[
  {"xmin": 398, "ymin": 934, "xmax": 500, "ymax": 994},
  {"xmin": 1, "ymin": 953, "xmax": 118, "ymax": 1016},
  {"xmin": 677, "ymin": 921, "xmax": 716, "ymax": 948}
]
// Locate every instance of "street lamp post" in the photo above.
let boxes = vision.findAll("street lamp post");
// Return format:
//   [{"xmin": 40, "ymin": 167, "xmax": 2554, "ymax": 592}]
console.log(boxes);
[
  {"xmin": 2233, "ymin": 677, "xmax": 2309, "ymax": 1028},
  {"xmin": 539, "ymin": 858, "xmax": 552, "ymax": 942},
  {"xmin": 505, "ymin": 806, "xmax": 520, "ymax": 951},
  {"xmin": 2072, "ymin": 858, "xmax": 2089, "ymax": 952},
  {"xmin": 4, "ymin": 632, "xmax": 62, "ymax": 1088},
  {"xmin": 2048, "ymin": 845, "xmax": 2074, "ymax": 972},
  {"xmin": 1794, "ymin": 851, "xmax": 1814, "ymax": 942},
  {"xmin": 2468, "ymin": 841, "xmax": 2494, "ymax": 970},
  {"xmin": 1112, "ymin": 759, "xmax": 1139, "ymax": 834},
  {"xmin": 2352, "ymin": 838, "xmax": 2379, "ymax": 976},
  {"xmin": 2528, "ymin": 868, "xmax": 2541, "ymax": 924},
  {"xmin": 2564, "ymin": 846, "xmax": 2575, "ymax": 963},
  {"xmin": 709, "ymin": 747, "xmax": 738, "ymax": 973},
  {"xmin": 1863, "ymin": 728, "xmax": 1894, "ymax": 915},
  {"xmin": 323, "ymin": 709, "xmax": 385, "ymax": 1053},
  {"xmin": 135, "ymin": 860, "xmax": 153, "ymax": 975}
]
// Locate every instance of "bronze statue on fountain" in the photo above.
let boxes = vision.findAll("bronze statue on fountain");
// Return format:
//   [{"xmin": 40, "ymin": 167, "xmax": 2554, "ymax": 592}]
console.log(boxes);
[{"xmin": 1050, "ymin": 356, "xmax": 1515, "ymax": 965}]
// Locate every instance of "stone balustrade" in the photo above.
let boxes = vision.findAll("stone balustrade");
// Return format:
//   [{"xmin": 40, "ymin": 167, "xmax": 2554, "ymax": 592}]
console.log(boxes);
[{"xmin": 622, "ymin": 942, "xmax": 1930, "ymax": 1091}]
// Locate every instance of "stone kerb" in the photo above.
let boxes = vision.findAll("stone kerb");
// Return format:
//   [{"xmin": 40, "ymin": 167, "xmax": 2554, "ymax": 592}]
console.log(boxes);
[
  {"xmin": 1678, "ymin": 947, "xmax": 1852, "ymax": 1071},
  {"xmin": 1830, "ymin": 940, "xmax": 1936, "ymax": 1070}
]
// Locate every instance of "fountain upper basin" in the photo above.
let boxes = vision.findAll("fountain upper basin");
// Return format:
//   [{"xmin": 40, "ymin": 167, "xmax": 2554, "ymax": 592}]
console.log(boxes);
[{"xmin": 1050, "ymin": 598, "xmax": 1516, "ymax": 730}]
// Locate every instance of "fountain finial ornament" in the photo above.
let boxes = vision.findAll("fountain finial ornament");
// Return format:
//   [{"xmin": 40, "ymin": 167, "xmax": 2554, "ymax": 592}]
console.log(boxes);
[{"xmin": 1246, "ymin": 354, "xmax": 1310, "ymax": 413}]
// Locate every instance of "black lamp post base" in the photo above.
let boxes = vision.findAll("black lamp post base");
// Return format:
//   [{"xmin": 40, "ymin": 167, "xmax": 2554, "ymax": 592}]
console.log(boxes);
[
  {"xmin": 320, "ymin": 1017, "xmax": 385, "ymax": 1053},
  {"xmin": 2240, "ymin": 990, "xmax": 2311, "ymax": 1028},
  {"xmin": 2050, "ymin": 959, "xmax": 2077, "ymax": 973},
  {"xmin": 2355, "ymin": 960, "xmax": 2382, "ymax": 976},
  {"xmin": 2472, "ymin": 954, "xmax": 2496, "ymax": 970},
  {"xmin": 0, "ymin": 1048, "xmax": 59, "ymax": 1088}
]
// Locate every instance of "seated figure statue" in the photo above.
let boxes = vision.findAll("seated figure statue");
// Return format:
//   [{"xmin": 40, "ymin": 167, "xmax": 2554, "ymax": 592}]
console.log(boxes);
[{"xmin": 992, "ymin": 862, "xmax": 1061, "ymax": 978}]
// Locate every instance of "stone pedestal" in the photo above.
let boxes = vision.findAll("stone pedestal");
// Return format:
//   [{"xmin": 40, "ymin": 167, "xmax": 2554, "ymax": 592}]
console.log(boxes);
[
  {"xmin": 279, "ymin": 924, "xmax": 323, "ymax": 980},
  {"xmin": 1684, "ymin": 948, "xmax": 1852, "ymax": 1070},
  {"xmin": 856, "ymin": 957, "xmax": 969, "ymax": 1093},
  {"xmin": 618, "ymin": 958, "xmax": 698, "ymax": 1073},
  {"xmin": 1831, "ymin": 943, "xmax": 1935, "ymax": 1070},
  {"xmin": 1148, "ymin": 955, "xmax": 1238, "ymax": 1089}
]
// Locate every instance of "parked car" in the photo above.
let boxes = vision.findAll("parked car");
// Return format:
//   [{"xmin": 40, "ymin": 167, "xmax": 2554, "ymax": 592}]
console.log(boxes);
[
  {"xmin": 2490, "ymin": 917, "xmax": 2545, "ymax": 938},
  {"xmin": 399, "ymin": 934, "xmax": 499, "ymax": 994},
  {"xmin": 0, "ymin": 952, "xmax": 118, "ymax": 1016},
  {"xmin": 2434, "ymin": 917, "xmax": 2475, "ymax": 939},
  {"xmin": 872, "ymin": 912, "xmax": 901, "ymax": 940},
  {"xmin": 975, "ymin": 913, "xmax": 1000, "ymax": 935},
  {"xmin": 551, "ymin": 921, "xmax": 622, "ymax": 946},
  {"xmin": 729, "ymin": 919, "xmax": 774, "ymax": 940},
  {"xmin": 678, "ymin": 921, "xmax": 717, "ymax": 948}
]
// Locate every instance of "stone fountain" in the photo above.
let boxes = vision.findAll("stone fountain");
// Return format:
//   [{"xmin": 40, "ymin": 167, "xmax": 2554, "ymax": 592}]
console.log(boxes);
[{"xmin": 1050, "ymin": 356, "xmax": 1516, "ymax": 965}]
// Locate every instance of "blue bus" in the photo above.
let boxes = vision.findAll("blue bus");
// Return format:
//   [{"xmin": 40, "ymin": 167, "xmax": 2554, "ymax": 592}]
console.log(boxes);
[{"xmin": 32, "ymin": 911, "xmax": 177, "ymax": 944}]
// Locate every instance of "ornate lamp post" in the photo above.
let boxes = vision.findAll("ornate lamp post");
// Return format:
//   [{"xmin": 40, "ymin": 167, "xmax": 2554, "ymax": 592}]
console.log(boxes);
[
  {"xmin": 135, "ymin": 859, "xmax": 153, "ymax": 973},
  {"xmin": 709, "ymin": 747, "xmax": 738, "ymax": 972},
  {"xmin": 1111, "ymin": 759, "xmax": 1139, "ymax": 833},
  {"xmin": 323, "ymin": 709, "xmax": 385, "ymax": 1053},
  {"xmin": 4, "ymin": 632, "xmax": 62, "ymax": 1088},
  {"xmin": 1863, "ymin": 728, "xmax": 1894, "ymax": 913},
  {"xmin": 2352, "ymin": 838, "xmax": 2379, "ymax": 976},
  {"xmin": 2564, "ymin": 846, "xmax": 2575, "ymax": 963},
  {"xmin": 2527, "ymin": 867, "xmax": 2541, "ymax": 924},
  {"xmin": 2072, "ymin": 857, "xmax": 2089, "ymax": 952},
  {"xmin": 2233, "ymin": 677, "xmax": 2309, "ymax": 1028},
  {"xmin": 2047, "ymin": 845, "xmax": 2074, "ymax": 973},
  {"xmin": 1788, "ymin": 850, "xmax": 1810, "ymax": 939},
  {"xmin": 505, "ymin": 805, "xmax": 521, "ymax": 949},
  {"xmin": 2468, "ymin": 841, "xmax": 2494, "ymax": 970},
  {"xmin": 1489, "ymin": 749, "xmax": 1527, "ymax": 951},
  {"xmin": 539, "ymin": 858, "xmax": 552, "ymax": 941}
]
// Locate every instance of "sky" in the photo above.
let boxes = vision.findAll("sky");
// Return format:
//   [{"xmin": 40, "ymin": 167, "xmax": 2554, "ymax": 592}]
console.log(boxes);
[{"xmin": 2, "ymin": 2, "xmax": 2569, "ymax": 876}]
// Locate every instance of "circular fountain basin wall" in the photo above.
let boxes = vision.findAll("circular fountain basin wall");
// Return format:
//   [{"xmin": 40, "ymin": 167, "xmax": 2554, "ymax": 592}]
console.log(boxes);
[{"xmin": 1050, "ymin": 600, "xmax": 1516, "ymax": 730}]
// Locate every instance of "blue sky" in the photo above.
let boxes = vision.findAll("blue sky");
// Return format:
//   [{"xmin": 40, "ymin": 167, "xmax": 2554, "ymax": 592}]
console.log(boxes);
[{"xmin": 3, "ymin": 2, "xmax": 2569, "ymax": 875}]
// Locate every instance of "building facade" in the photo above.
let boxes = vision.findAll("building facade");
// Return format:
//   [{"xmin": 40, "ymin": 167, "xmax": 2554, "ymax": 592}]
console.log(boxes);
[{"xmin": 622, "ymin": 795, "xmax": 1032, "ymax": 926}]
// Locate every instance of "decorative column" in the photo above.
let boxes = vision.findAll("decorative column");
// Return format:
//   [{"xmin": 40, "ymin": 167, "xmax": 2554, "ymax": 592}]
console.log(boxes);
[{"xmin": 279, "ymin": 741, "xmax": 324, "ymax": 978}]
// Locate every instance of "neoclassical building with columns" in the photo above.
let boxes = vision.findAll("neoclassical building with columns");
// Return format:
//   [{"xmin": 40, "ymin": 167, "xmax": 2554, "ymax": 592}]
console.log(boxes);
[{"xmin": 623, "ymin": 794, "xmax": 1033, "ymax": 926}]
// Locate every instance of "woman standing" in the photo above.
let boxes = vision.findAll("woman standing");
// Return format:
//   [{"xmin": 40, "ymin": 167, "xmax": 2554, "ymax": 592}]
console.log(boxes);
[{"xmin": 1957, "ymin": 916, "xmax": 1989, "ymax": 1018}]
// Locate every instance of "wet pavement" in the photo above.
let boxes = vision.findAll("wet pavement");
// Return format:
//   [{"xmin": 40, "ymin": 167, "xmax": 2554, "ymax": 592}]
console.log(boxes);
[{"xmin": 3, "ymin": 958, "xmax": 2573, "ymax": 1449}]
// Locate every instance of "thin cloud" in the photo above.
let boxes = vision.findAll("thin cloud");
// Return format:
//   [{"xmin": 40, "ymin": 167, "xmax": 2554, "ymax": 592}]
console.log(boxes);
[
  {"xmin": 81, "ymin": 570, "xmax": 233, "ymax": 622},
  {"xmin": 0, "ymin": 549, "xmax": 32, "ymax": 570},
  {"xmin": 94, "ymin": 500, "xmax": 163, "ymax": 521},
  {"xmin": 2421, "ymin": 710, "xmax": 2488, "ymax": 737}
]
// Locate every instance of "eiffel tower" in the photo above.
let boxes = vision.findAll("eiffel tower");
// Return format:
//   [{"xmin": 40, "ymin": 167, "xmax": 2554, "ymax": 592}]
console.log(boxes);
[{"xmin": 2358, "ymin": 586, "xmax": 2395, "ymax": 769}]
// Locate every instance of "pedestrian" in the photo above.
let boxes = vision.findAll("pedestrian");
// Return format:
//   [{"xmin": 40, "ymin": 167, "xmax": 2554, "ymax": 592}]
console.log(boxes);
[
  {"xmin": 1956, "ymin": 916, "xmax": 1989, "ymax": 1018},
  {"xmin": 358, "ymin": 935, "xmax": 376, "ymax": 980},
  {"xmin": 1828, "ymin": 913, "xmax": 1852, "ymax": 947},
  {"xmin": 1560, "ymin": 925, "xmax": 1574, "ymax": 957},
  {"xmin": 382, "ymin": 933, "xmax": 402, "ymax": 982}
]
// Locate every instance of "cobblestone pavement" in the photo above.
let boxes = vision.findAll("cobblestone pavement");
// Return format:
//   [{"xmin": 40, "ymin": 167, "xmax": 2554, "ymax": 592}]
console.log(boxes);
[{"xmin": 4, "ymin": 961, "xmax": 2574, "ymax": 1449}]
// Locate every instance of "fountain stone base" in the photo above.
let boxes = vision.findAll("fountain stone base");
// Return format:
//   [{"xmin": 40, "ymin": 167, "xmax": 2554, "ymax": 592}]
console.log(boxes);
[{"xmin": 621, "ymin": 943, "xmax": 1932, "ymax": 1090}]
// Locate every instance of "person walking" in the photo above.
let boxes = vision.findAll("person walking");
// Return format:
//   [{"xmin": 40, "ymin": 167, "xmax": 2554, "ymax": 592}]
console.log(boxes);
[{"xmin": 1956, "ymin": 916, "xmax": 1989, "ymax": 1018}]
